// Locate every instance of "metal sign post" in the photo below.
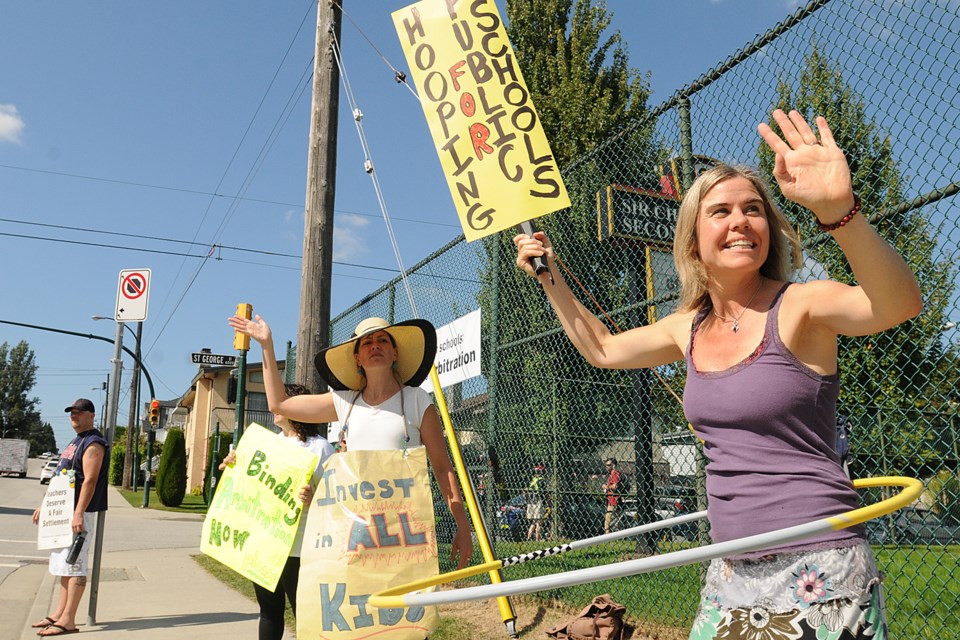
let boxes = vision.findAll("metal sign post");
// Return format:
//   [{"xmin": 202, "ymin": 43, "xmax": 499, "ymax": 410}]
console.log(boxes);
[
  {"xmin": 232, "ymin": 304, "xmax": 252, "ymax": 445},
  {"xmin": 87, "ymin": 320, "xmax": 125, "ymax": 625}
]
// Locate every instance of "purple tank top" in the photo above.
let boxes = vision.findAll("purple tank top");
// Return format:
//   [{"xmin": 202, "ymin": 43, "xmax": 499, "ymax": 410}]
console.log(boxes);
[{"xmin": 683, "ymin": 283, "xmax": 863, "ymax": 554}]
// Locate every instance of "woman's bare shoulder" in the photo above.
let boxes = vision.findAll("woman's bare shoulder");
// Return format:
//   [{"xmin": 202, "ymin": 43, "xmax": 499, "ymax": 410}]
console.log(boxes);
[{"xmin": 657, "ymin": 308, "xmax": 700, "ymax": 335}]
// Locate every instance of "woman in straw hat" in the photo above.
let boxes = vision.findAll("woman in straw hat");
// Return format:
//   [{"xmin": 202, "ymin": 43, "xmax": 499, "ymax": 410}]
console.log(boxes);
[
  {"xmin": 227, "ymin": 313, "xmax": 473, "ymax": 569},
  {"xmin": 514, "ymin": 110, "xmax": 922, "ymax": 638}
]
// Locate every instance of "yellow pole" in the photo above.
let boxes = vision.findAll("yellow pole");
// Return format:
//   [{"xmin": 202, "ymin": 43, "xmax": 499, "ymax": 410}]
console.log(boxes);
[{"xmin": 429, "ymin": 366, "xmax": 517, "ymax": 634}]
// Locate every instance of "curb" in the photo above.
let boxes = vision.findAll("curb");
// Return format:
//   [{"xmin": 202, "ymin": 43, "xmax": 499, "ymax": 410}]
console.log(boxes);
[{"xmin": 19, "ymin": 564, "xmax": 57, "ymax": 640}]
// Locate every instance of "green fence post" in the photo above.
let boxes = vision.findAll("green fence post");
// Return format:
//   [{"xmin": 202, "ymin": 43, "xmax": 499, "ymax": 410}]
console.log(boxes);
[{"xmin": 233, "ymin": 352, "xmax": 247, "ymax": 446}]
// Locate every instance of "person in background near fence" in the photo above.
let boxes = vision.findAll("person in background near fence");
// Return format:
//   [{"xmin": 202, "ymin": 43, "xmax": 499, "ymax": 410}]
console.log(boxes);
[
  {"xmin": 526, "ymin": 464, "xmax": 546, "ymax": 541},
  {"xmin": 601, "ymin": 458, "xmax": 622, "ymax": 534},
  {"xmin": 227, "ymin": 314, "xmax": 473, "ymax": 575},
  {"xmin": 218, "ymin": 383, "xmax": 334, "ymax": 640},
  {"xmin": 515, "ymin": 109, "xmax": 922, "ymax": 639},
  {"xmin": 31, "ymin": 398, "xmax": 109, "ymax": 637}
]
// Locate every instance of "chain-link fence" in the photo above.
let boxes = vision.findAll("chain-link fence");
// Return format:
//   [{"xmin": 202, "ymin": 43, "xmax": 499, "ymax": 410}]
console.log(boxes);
[{"xmin": 326, "ymin": 0, "xmax": 960, "ymax": 636}]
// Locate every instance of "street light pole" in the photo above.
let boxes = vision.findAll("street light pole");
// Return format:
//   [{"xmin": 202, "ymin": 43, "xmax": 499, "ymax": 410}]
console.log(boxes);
[
  {"xmin": 87, "ymin": 320, "xmax": 125, "ymax": 626},
  {"xmin": 93, "ymin": 316, "xmax": 145, "ymax": 491},
  {"xmin": 123, "ymin": 322, "xmax": 142, "ymax": 490}
]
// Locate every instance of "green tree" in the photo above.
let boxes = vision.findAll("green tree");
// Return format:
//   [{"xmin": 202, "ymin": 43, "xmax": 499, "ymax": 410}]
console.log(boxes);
[
  {"xmin": 0, "ymin": 341, "xmax": 40, "ymax": 439},
  {"xmin": 108, "ymin": 426, "xmax": 128, "ymax": 485},
  {"xmin": 108, "ymin": 442, "xmax": 125, "ymax": 485},
  {"xmin": 759, "ymin": 44, "xmax": 958, "ymax": 475},
  {"xmin": 506, "ymin": 0, "xmax": 650, "ymax": 167},
  {"xmin": 23, "ymin": 412, "xmax": 58, "ymax": 455},
  {"xmin": 156, "ymin": 428, "xmax": 187, "ymax": 507},
  {"xmin": 478, "ymin": 0, "xmax": 663, "ymax": 541}
]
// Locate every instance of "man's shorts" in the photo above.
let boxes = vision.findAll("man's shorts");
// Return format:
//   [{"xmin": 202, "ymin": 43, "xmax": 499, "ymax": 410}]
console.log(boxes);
[{"xmin": 48, "ymin": 512, "xmax": 96, "ymax": 577}]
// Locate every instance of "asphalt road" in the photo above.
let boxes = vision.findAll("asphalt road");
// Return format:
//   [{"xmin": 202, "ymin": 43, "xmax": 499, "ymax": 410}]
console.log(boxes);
[{"xmin": 0, "ymin": 458, "xmax": 51, "ymax": 582}]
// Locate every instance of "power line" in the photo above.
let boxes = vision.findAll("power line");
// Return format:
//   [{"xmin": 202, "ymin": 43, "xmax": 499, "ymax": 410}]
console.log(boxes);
[
  {"xmin": 0, "ymin": 163, "xmax": 299, "ymax": 208},
  {"xmin": 0, "ymin": 231, "xmax": 211, "ymax": 258},
  {"xmin": 0, "ymin": 221, "xmax": 475, "ymax": 282},
  {"xmin": 148, "ymin": 0, "xmax": 318, "ymax": 351}
]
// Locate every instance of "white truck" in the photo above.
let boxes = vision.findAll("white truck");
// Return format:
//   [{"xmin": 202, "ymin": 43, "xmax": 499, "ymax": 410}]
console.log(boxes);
[{"xmin": 0, "ymin": 438, "xmax": 30, "ymax": 478}]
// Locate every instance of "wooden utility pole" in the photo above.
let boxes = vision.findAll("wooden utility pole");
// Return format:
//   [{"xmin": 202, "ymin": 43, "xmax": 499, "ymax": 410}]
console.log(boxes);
[{"xmin": 298, "ymin": 0, "xmax": 343, "ymax": 392}]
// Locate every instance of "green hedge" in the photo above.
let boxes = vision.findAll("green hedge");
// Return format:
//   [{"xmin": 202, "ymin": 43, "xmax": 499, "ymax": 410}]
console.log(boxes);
[
  {"xmin": 156, "ymin": 429, "xmax": 187, "ymax": 507},
  {"xmin": 108, "ymin": 442, "xmax": 124, "ymax": 485},
  {"xmin": 203, "ymin": 432, "xmax": 233, "ymax": 504}
]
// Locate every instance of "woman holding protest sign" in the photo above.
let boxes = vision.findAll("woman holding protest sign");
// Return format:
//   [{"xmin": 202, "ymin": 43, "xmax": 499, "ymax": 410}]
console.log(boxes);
[
  {"xmin": 514, "ymin": 109, "xmax": 921, "ymax": 638},
  {"xmin": 227, "ymin": 313, "xmax": 473, "ymax": 569},
  {"xmin": 219, "ymin": 383, "xmax": 333, "ymax": 640}
]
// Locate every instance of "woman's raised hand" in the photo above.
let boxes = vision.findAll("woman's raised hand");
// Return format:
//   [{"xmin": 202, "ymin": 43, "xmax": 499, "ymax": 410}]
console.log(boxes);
[
  {"xmin": 758, "ymin": 109, "xmax": 855, "ymax": 222},
  {"xmin": 513, "ymin": 230, "xmax": 553, "ymax": 278},
  {"xmin": 228, "ymin": 314, "xmax": 272, "ymax": 346},
  {"xmin": 218, "ymin": 450, "xmax": 236, "ymax": 471}
]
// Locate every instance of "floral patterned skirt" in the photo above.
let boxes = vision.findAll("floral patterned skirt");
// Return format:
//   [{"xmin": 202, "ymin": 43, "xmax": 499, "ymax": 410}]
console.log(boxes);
[{"xmin": 689, "ymin": 542, "xmax": 888, "ymax": 639}]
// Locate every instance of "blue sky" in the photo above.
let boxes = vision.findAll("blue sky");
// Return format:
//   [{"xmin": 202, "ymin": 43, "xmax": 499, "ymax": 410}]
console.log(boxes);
[{"xmin": 0, "ymin": 0, "xmax": 805, "ymax": 449}]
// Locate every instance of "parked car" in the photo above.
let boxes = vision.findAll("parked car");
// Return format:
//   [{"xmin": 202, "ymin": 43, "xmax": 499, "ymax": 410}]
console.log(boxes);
[
  {"xmin": 655, "ymin": 475, "xmax": 697, "ymax": 513},
  {"xmin": 865, "ymin": 506, "xmax": 960, "ymax": 545},
  {"xmin": 893, "ymin": 506, "xmax": 960, "ymax": 545},
  {"xmin": 614, "ymin": 498, "xmax": 700, "ymax": 542},
  {"xmin": 559, "ymin": 493, "xmax": 604, "ymax": 540},
  {"xmin": 39, "ymin": 459, "xmax": 60, "ymax": 484},
  {"xmin": 653, "ymin": 475, "xmax": 700, "ymax": 541}
]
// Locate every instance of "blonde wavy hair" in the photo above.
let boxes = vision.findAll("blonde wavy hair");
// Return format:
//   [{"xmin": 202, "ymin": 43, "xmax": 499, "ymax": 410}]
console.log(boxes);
[{"xmin": 672, "ymin": 164, "xmax": 802, "ymax": 312}]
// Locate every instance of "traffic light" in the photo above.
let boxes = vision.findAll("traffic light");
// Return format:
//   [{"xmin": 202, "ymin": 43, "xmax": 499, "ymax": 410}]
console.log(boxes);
[
  {"xmin": 234, "ymin": 303, "xmax": 253, "ymax": 351},
  {"xmin": 149, "ymin": 399, "xmax": 160, "ymax": 427}
]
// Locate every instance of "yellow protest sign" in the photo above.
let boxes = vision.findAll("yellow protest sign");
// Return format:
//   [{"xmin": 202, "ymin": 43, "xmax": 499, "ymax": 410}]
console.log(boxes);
[
  {"xmin": 297, "ymin": 448, "xmax": 439, "ymax": 640},
  {"xmin": 201, "ymin": 423, "xmax": 319, "ymax": 591},
  {"xmin": 393, "ymin": 0, "xmax": 570, "ymax": 241}
]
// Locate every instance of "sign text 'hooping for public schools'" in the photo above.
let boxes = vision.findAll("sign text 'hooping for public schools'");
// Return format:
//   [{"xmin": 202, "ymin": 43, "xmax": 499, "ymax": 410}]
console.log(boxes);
[{"xmin": 393, "ymin": 0, "xmax": 570, "ymax": 241}]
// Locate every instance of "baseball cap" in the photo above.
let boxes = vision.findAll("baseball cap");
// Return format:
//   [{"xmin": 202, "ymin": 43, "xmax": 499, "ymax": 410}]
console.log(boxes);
[{"xmin": 64, "ymin": 398, "xmax": 96, "ymax": 413}]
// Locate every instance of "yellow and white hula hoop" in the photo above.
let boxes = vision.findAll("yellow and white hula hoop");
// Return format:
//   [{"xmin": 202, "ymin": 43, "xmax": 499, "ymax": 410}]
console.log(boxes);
[{"xmin": 369, "ymin": 476, "xmax": 921, "ymax": 608}]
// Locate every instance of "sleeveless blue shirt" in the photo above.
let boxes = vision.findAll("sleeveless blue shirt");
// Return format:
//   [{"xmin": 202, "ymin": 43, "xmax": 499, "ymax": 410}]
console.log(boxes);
[
  {"xmin": 683, "ymin": 283, "xmax": 863, "ymax": 555},
  {"xmin": 57, "ymin": 428, "xmax": 110, "ymax": 512}
]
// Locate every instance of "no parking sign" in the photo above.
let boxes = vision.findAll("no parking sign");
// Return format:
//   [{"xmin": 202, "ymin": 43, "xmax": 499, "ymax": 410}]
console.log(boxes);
[{"xmin": 115, "ymin": 268, "xmax": 151, "ymax": 322}]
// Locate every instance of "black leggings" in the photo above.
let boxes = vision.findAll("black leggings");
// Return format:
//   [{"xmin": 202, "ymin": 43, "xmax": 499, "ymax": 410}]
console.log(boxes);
[{"xmin": 252, "ymin": 556, "xmax": 300, "ymax": 640}]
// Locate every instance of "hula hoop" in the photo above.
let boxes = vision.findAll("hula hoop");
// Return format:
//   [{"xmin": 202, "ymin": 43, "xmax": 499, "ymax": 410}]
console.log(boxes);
[{"xmin": 369, "ymin": 476, "xmax": 921, "ymax": 608}]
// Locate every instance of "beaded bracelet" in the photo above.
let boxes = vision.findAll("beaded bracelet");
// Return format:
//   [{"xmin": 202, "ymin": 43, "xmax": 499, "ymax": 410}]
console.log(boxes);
[{"xmin": 816, "ymin": 194, "xmax": 861, "ymax": 232}]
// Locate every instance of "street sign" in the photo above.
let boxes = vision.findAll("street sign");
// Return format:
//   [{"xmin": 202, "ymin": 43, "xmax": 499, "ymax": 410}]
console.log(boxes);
[
  {"xmin": 191, "ymin": 352, "xmax": 238, "ymax": 367},
  {"xmin": 115, "ymin": 268, "xmax": 151, "ymax": 322}
]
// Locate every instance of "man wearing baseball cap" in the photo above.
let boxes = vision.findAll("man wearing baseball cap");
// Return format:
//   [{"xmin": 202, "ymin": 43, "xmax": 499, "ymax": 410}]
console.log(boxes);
[{"xmin": 31, "ymin": 398, "xmax": 109, "ymax": 636}]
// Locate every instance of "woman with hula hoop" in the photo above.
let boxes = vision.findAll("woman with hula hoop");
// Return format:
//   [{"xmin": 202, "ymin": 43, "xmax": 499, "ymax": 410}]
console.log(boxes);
[{"xmin": 514, "ymin": 109, "xmax": 922, "ymax": 639}]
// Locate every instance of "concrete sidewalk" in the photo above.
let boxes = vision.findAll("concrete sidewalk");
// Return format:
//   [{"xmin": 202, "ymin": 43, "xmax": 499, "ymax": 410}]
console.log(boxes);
[{"xmin": 19, "ymin": 487, "xmax": 262, "ymax": 639}]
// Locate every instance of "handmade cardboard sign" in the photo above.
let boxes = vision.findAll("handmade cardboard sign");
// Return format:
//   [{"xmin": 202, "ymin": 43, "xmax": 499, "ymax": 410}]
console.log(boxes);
[
  {"xmin": 297, "ymin": 448, "xmax": 439, "ymax": 640},
  {"xmin": 393, "ymin": 0, "xmax": 570, "ymax": 241},
  {"xmin": 201, "ymin": 423, "xmax": 319, "ymax": 590}
]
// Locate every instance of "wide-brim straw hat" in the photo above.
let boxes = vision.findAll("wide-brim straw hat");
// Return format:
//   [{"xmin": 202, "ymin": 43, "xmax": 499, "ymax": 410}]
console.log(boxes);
[{"xmin": 314, "ymin": 317, "xmax": 437, "ymax": 391}]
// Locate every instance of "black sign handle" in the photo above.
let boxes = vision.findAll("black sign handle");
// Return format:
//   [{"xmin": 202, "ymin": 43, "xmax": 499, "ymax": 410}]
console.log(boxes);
[{"xmin": 517, "ymin": 220, "xmax": 554, "ymax": 285}]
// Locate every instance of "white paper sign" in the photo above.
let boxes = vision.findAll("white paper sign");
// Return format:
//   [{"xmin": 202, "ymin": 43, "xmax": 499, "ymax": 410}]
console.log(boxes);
[
  {"xmin": 421, "ymin": 309, "xmax": 482, "ymax": 392},
  {"xmin": 37, "ymin": 473, "xmax": 73, "ymax": 550}
]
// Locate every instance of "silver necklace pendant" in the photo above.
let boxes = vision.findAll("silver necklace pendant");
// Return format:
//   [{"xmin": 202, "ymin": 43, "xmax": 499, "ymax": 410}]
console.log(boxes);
[{"xmin": 732, "ymin": 320, "xmax": 740, "ymax": 333}]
